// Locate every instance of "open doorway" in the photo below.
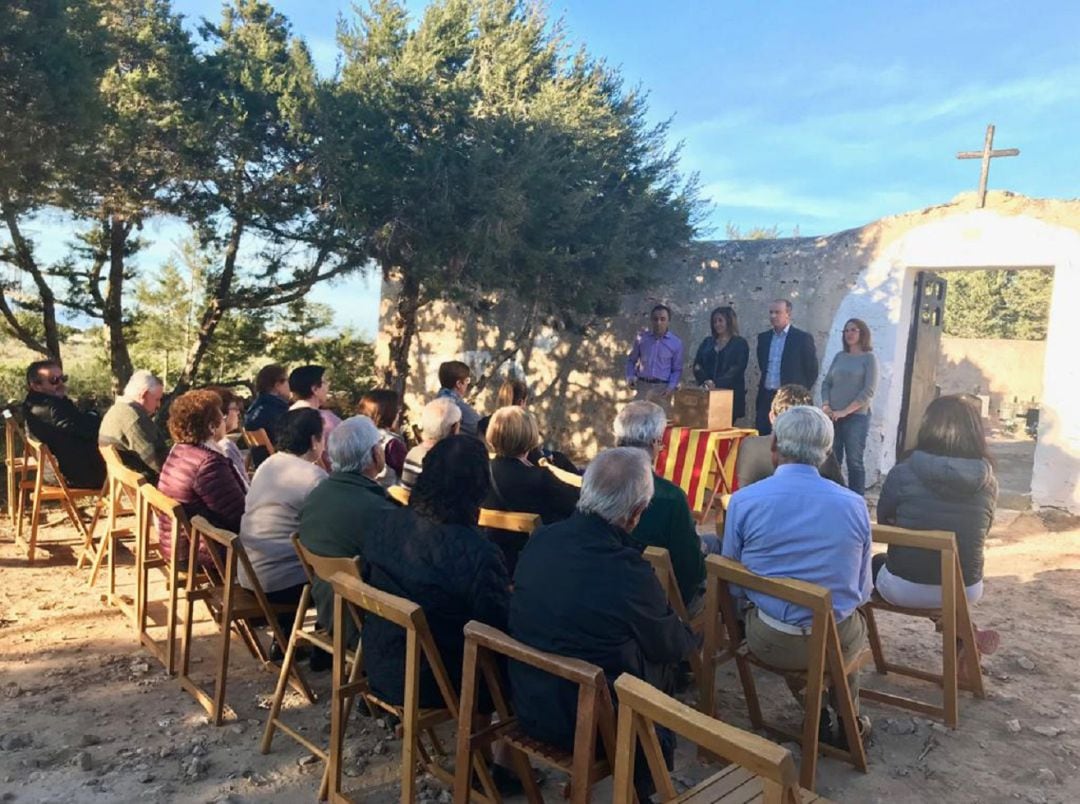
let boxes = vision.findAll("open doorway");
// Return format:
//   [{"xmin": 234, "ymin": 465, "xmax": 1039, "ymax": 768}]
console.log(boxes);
[{"xmin": 898, "ymin": 267, "xmax": 1053, "ymax": 508}]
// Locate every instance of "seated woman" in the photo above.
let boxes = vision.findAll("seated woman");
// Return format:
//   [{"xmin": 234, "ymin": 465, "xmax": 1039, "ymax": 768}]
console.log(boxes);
[
  {"xmin": 238, "ymin": 409, "xmax": 327, "ymax": 625},
  {"xmin": 157, "ymin": 390, "xmax": 249, "ymax": 568},
  {"xmin": 357, "ymin": 389, "xmax": 407, "ymax": 488},
  {"xmin": 359, "ymin": 435, "xmax": 511, "ymax": 709},
  {"xmin": 208, "ymin": 386, "xmax": 249, "ymax": 488},
  {"xmin": 875, "ymin": 394, "xmax": 1000, "ymax": 655},
  {"xmin": 479, "ymin": 378, "xmax": 580, "ymax": 475}
]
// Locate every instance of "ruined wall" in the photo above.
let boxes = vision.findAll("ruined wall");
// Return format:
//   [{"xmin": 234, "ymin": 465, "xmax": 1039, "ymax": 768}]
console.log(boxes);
[
  {"xmin": 937, "ymin": 337, "xmax": 1046, "ymax": 421},
  {"xmin": 379, "ymin": 192, "xmax": 1080, "ymax": 510}
]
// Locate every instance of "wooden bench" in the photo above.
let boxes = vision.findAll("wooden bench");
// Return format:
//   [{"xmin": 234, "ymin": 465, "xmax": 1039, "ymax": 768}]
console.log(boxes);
[
  {"xmin": 325, "ymin": 573, "xmax": 499, "ymax": 804},
  {"xmin": 703, "ymin": 556, "xmax": 871, "ymax": 791},
  {"xmin": 453, "ymin": 620, "xmax": 618, "ymax": 804},
  {"xmin": 860, "ymin": 524, "xmax": 986, "ymax": 728},
  {"xmin": 612, "ymin": 673, "xmax": 832, "ymax": 804}
]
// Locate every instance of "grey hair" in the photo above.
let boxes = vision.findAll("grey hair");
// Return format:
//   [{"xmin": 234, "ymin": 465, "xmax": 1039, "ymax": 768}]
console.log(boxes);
[
  {"xmin": 328, "ymin": 415, "xmax": 382, "ymax": 473},
  {"xmin": 121, "ymin": 370, "xmax": 162, "ymax": 403},
  {"xmin": 773, "ymin": 405, "xmax": 833, "ymax": 466},
  {"xmin": 614, "ymin": 401, "xmax": 666, "ymax": 450},
  {"xmin": 577, "ymin": 447, "xmax": 654, "ymax": 525},
  {"xmin": 420, "ymin": 397, "xmax": 461, "ymax": 441}
]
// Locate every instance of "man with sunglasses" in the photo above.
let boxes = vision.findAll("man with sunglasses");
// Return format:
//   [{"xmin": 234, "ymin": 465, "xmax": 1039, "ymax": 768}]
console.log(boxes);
[{"xmin": 22, "ymin": 360, "xmax": 106, "ymax": 489}]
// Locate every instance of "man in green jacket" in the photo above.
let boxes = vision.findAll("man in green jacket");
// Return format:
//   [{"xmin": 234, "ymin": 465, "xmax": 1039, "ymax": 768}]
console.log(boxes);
[
  {"xmin": 99, "ymin": 369, "xmax": 168, "ymax": 483},
  {"xmin": 298, "ymin": 415, "xmax": 399, "ymax": 641},
  {"xmin": 614, "ymin": 401, "xmax": 706, "ymax": 611}
]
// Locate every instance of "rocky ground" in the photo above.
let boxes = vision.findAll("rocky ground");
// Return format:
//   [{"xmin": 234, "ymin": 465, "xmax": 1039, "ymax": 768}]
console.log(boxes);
[{"xmin": 2, "ymin": 506, "xmax": 1080, "ymax": 803}]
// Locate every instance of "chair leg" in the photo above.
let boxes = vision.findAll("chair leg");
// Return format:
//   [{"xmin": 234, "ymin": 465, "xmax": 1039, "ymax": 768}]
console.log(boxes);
[
  {"xmin": 166, "ymin": 567, "xmax": 180, "ymax": 675},
  {"xmin": 955, "ymin": 575, "xmax": 986, "ymax": 699},
  {"xmin": 261, "ymin": 592, "xmax": 311, "ymax": 754},
  {"xmin": 213, "ymin": 606, "xmax": 235, "ymax": 726},
  {"xmin": 863, "ymin": 605, "xmax": 887, "ymax": 673},
  {"xmin": 27, "ymin": 487, "xmax": 42, "ymax": 563},
  {"xmin": 827, "ymin": 626, "xmax": 868, "ymax": 775}
]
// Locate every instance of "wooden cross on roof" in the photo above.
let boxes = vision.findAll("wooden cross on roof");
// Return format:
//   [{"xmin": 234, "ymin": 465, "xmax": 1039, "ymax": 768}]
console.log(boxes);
[{"xmin": 956, "ymin": 123, "xmax": 1019, "ymax": 208}]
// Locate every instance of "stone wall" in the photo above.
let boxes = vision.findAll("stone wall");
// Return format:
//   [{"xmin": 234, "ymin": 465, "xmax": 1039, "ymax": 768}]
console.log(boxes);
[
  {"xmin": 379, "ymin": 191, "xmax": 1080, "ymax": 511},
  {"xmin": 937, "ymin": 337, "xmax": 1046, "ymax": 422}
]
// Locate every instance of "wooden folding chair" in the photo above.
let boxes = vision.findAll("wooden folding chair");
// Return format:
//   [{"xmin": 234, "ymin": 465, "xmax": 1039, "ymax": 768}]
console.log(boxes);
[
  {"xmin": 859, "ymin": 525, "xmax": 986, "ymax": 728},
  {"xmin": 612, "ymin": 673, "xmax": 832, "ymax": 804},
  {"xmin": 243, "ymin": 427, "xmax": 275, "ymax": 456},
  {"xmin": 478, "ymin": 509, "xmax": 541, "ymax": 575},
  {"xmin": 136, "ymin": 483, "xmax": 193, "ymax": 674},
  {"xmin": 388, "ymin": 485, "xmax": 411, "ymax": 506},
  {"xmin": 177, "ymin": 516, "xmax": 315, "ymax": 725},
  {"xmin": 453, "ymin": 620, "xmax": 619, "ymax": 804},
  {"xmin": 704, "ymin": 556, "xmax": 871, "ymax": 791},
  {"xmin": 699, "ymin": 428, "xmax": 757, "ymax": 522},
  {"xmin": 87, "ymin": 445, "xmax": 145, "ymax": 618},
  {"xmin": 3, "ymin": 409, "xmax": 34, "ymax": 525},
  {"xmin": 641, "ymin": 546, "xmax": 709, "ymax": 678},
  {"xmin": 261, "ymin": 535, "xmax": 366, "ymax": 801},
  {"xmin": 325, "ymin": 574, "xmax": 499, "ymax": 804},
  {"xmin": 15, "ymin": 436, "xmax": 104, "ymax": 564}
]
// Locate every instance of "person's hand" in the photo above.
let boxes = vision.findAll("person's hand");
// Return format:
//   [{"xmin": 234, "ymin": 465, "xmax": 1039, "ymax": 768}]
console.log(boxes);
[
  {"xmin": 821, "ymin": 403, "xmax": 833, "ymax": 419},
  {"xmin": 703, "ymin": 380, "xmax": 715, "ymax": 390}
]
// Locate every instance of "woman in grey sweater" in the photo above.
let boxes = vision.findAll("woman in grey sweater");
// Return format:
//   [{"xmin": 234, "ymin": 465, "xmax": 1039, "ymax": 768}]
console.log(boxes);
[{"xmin": 820, "ymin": 318, "xmax": 878, "ymax": 494}]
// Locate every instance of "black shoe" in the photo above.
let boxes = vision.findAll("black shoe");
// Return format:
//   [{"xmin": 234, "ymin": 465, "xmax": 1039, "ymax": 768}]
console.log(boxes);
[
  {"xmin": 269, "ymin": 641, "xmax": 285, "ymax": 663},
  {"xmin": 309, "ymin": 647, "xmax": 332, "ymax": 673},
  {"xmin": 817, "ymin": 707, "xmax": 835, "ymax": 746},
  {"xmin": 824, "ymin": 712, "xmax": 872, "ymax": 751},
  {"xmin": 486, "ymin": 764, "xmax": 545, "ymax": 797}
]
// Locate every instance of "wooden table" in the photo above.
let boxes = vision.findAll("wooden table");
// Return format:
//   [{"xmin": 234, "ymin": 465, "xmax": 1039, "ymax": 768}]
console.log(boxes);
[{"xmin": 654, "ymin": 426, "xmax": 757, "ymax": 519}]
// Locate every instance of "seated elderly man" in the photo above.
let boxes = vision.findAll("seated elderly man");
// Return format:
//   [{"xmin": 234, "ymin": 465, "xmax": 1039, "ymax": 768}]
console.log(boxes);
[
  {"xmin": 298, "ymin": 415, "xmax": 398, "ymax": 645},
  {"xmin": 99, "ymin": 369, "xmax": 169, "ymax": 482},
  {"xmin": 736, "ymin": 384, "xmax": 844, "ymax": 488},
  {"xmin": 614, "ymin": 400, "xmax": 705, "ymax": 609},
  {"xmin": 510, "ymin": 447, "xmax": 697, "ymax": 797},
  {"xmin": 22, "ymin": 359, "xmax": 105, "ymax": 489},
  {"xmin": 399, "ymin": 397, "xmax": 461, "ymax": 490},
  {"xmin": 722, "ymin": 405, "xmax": 872, "ymax": 745}
]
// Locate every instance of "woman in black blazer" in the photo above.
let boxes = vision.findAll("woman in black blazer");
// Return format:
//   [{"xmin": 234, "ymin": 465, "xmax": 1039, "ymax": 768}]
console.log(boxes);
[{"xmin": 692, "ymin": 306, "xmax": 749, "ymax": 421}]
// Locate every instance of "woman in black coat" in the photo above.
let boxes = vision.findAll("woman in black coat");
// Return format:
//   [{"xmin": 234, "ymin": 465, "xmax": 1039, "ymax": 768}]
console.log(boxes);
[{"xmin": 692, "ymin": 306, "xmax": 749, "ymax": 421}]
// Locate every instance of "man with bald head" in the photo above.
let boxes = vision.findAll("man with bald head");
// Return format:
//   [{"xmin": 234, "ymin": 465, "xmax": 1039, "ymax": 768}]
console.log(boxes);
[{"xmin": 755, "ymin": 299, "xmax": 818, "ymax": 435}]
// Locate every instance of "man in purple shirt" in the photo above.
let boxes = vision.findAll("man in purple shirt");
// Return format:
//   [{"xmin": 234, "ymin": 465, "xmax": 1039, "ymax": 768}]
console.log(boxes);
[{"xmin": 625, "ymin": 304, "xmax": 683, "ymax": 406}]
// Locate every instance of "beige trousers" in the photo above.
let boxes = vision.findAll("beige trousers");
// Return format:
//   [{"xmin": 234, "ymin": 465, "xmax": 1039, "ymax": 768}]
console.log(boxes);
[{"xmin": 745, "ymin": 606, "xmax": 867, "ymax": 713}]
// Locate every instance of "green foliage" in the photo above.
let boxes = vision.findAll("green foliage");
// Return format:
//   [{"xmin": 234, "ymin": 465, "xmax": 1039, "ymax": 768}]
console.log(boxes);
[{"xmin": 944, "ymin": 268, "xmax": 1052, "ymax": 340}]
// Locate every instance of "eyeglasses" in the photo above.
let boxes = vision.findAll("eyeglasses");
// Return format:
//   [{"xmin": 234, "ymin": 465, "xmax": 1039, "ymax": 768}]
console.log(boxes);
[{"xmin": 43, "ymin": 374, "xmax": 68, "ymax": 386}]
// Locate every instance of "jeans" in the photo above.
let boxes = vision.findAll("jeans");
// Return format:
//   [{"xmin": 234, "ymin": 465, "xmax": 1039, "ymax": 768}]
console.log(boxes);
[{"xmin": 832, "ymin": 412, "xmax": 869, "ymax": 495}]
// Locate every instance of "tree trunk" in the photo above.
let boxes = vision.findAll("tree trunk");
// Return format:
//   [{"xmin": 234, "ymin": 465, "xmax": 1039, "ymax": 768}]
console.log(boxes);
[
  {"xmin": 383, "ymin": 268, "xmax": 421, "ymax": 397},
  {"xmin": 172, "ymin": 219, "xmax": 244, "ymax": 396},
  {"xmin": 0, "ymin": 198, "xmax": 63, "ymax": 360},
  {"xmin": 104, "ymin": 214, "xmax": 135, "ymax": 393}
]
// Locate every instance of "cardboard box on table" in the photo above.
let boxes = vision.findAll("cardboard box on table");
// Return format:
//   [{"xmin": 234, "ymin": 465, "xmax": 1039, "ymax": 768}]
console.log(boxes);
[{"xmin": 671, "ymin": 388, "xmax": 734, "ymax": 431}]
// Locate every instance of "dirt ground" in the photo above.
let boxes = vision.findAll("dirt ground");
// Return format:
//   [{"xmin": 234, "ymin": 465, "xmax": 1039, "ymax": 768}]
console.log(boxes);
[{"xmin": 2, "ymin": 505, "xmax": 1080, "ymax": 804}]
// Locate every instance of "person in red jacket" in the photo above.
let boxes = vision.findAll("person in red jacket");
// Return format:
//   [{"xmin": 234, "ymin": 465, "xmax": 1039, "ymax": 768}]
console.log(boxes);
[{"xmin": 157, "ymin": 389, "xmax": 248, "ymax": 568}]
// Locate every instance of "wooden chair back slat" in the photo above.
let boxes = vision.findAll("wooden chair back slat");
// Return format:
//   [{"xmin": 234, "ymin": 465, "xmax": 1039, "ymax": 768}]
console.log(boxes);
[
  {"xmin": 478, "ymin": 508, "xmax": 541, "ymax": 535},
  {"xmin": 464, "ymin": 619, "xmax": 606, "ymax": 687},
  {"xmin": 387, "ymin": 485, "xmax": 411, "ymax": 506},
  {"xmin": 290, "ymin": 532, "xmax": 362, "ymax": 587},
  {"xmin": 243, "ymin": 428, "xmax": 275, "ymax": 455},
  {"xmin": 87, "ymin": 444, "xmax": 146, "ymax": 593}
]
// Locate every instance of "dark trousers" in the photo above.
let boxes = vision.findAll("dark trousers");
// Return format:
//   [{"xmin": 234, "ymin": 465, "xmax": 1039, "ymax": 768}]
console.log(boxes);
[
  {"xmin": 832, "ymin": 413, "xmax": 870, "ymax": 495},
  {"xmin": 755, "ymin": 388, "xmax": 777, "ymax": 435},
  {"xmin": 264, "ymin": 583, "xmax": 306, "ymax": 640}
]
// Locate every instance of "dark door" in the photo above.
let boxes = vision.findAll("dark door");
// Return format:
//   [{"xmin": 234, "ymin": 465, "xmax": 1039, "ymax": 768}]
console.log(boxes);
[{"xmin": 897, "ymin": 270, "xmax": 947, "ymax": 455}]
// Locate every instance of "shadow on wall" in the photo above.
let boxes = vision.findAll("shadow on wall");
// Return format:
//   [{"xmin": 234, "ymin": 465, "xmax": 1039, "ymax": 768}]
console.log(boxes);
[{"xmin": 399, "ymin": 222, "xmax": 892, "ymax": 462}]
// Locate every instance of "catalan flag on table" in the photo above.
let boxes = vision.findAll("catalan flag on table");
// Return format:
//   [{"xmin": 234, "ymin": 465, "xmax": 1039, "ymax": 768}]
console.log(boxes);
[{"xmin": 655, "ymin": 426, "xmax": 757, "ymax": 512}]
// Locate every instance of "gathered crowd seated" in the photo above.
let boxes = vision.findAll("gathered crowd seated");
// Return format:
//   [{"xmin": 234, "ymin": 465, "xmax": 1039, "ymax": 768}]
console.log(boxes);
[
  {"xmin": 510, "ymin": 447, "xmax": 697, "ymax": 796},
  {"xmin": 399, "ymin": 397, "xmax": 461, "ymax": 490},
  {"xmin": 357, "ymin": 389, "xmax": 407, "ymax": 488},
  {"xmin": 243, "ymin": 363, "xmax": 290, "ymax": 466},
  {"xmin": 157, "ymin": 389, "xmax": 248, "ymax": 568},
  {"xmin": 238, "ymin": 408, "xmax": 328, "ymax": 637},
  {"xmin": 614, "ymin": 401, "xmax": 705, "ymax": 609},
  {"xmin": 435, "ymin": 360, "xmax": 480, "ymax": 437},
  {"xmin": 484, "ymin": 406, "xmax": 578, "ymax": 524},
  {"xmin": 875, "ymin": 394, "xmax": 1001, "ymax": 656},
  {"xmin": 722, "ymin": 405, "xmax": 873, "ymax": 745},
  {"xmin": 297, "ymin": 415, "xmax": 397, "ymax": 645},
  {"xmin": 736, "ymin": 383, "xmax": 844, "ymax": 488},
  {"xmin": 22, "ymin": 359, "xmax": 106, "ymax": 489},
  {"xmin": 99, "ymin": 369, "xmax": 168, "ymax": 483}
]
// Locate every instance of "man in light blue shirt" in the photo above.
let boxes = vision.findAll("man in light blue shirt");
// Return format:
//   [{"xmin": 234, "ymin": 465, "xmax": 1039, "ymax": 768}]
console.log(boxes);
[{"xmin": 722, "ymin": 404, "xmax": 871, "ymax": 744}]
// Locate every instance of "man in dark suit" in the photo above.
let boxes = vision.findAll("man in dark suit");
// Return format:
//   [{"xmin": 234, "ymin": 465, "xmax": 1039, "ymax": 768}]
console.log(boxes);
[{"xmin": 755, "ymin": 300, "xmax": 818, "ymax": 435}]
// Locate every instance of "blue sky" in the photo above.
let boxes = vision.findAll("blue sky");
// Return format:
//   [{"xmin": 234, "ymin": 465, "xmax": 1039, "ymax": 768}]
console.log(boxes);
[{"xmin": 34, "ymin": 1, "xmax": 1080, "ymax": 338}]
